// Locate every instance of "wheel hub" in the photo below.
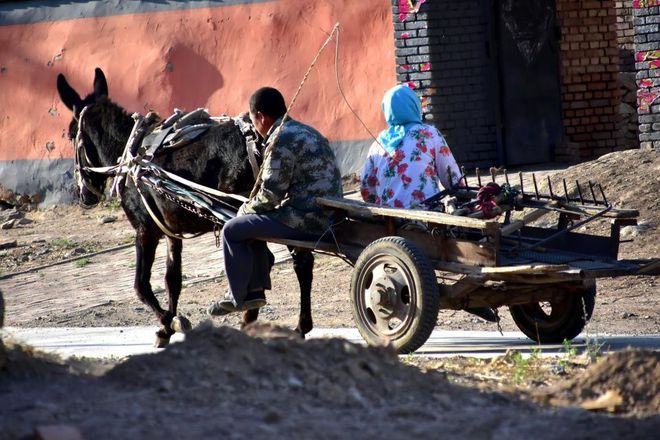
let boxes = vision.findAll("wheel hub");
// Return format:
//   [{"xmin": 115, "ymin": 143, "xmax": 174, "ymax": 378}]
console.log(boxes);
[
  {"xmin": 366, "ymin": 264, "xmax": 409, "ymax": 321},
  {"xmin": 368, "ymin": 276, "xmax": 397, "ymax": 317}
]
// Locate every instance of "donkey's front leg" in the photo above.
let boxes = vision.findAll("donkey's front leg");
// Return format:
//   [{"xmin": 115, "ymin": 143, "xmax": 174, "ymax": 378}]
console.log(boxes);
[
  {"xmin": 241, "ymin": 309, "xmax": 259, "ymax": 329},
  {"xmin": 134, "ymin": 230, "xmax": 171, "ymax": 347},
  {"xmin": 291, "ymin": 248, "xmax": 314, "ymax": 337}
]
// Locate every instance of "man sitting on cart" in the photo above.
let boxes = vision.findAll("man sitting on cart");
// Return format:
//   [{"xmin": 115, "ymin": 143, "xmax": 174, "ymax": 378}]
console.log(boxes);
[
  {"xmin": 359, "ymin": 84, "xmax": 498, "ymax": 323},
  {"xmin": 208, "ymin": 87, "xmax": 343, "ymax": 315}
]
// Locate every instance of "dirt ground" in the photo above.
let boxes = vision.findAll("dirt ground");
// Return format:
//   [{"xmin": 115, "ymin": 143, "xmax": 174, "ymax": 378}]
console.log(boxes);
[{"xmin": 0, "ymin": 150, "xmax": 658, "ymax": 438}]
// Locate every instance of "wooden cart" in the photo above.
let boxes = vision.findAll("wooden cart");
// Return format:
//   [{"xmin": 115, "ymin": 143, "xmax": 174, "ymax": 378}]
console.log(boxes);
[
  {"xmin": 268, "ymin": 191, "xmax": 659, "ymax": 354},
  {"xmin": 136, "ymin": 153, "xmax": 658, "ymax": 354}
]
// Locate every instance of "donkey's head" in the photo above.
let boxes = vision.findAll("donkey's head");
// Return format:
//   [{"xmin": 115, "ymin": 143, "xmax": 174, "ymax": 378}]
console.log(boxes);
[{"xmin": 57, "ymin": 68, "xmax": 128, "ymax": 208}]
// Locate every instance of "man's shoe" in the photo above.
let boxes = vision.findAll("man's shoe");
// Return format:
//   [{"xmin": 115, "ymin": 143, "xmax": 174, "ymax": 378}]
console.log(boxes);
[
  {"xmin": 207, "ymin": 298, "xmax": 236, "ymax": 316},
  {"xmin": 465, "ymin": 307, "xmax": 499, "ymax": 322},
  {"xmin": 207, "ymin": 296, "xmax": 267, "ymax": 316}
]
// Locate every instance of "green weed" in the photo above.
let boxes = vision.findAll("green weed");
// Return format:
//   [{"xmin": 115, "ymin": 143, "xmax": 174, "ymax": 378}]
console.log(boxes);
[
  {"xmin": 584, "ymin": 336, "xmax": 605, "ymax": 363},
  {"xmin": 105, "ymin": 198, "xmax": 122, "ymax": 212},
  {"xmin": 74, "ymin": 257, "xmax": 92, "ymax": 268},
  {"xmin": 400, "ymin": 352, "xmax": 415, "ymax": 366},
  {"xmin": 51, "ymin": 238, "xmax": 77, "ymax": 249},
  {"xmin": 558, "ymin": 338, "xmax": 578, "ymax": 368},
  {"xmin": 509, "ymin": 351, "xmax": 528, "ymax": 384}
]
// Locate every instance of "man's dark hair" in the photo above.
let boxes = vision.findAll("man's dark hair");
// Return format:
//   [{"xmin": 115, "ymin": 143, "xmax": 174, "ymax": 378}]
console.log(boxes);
[{"xmin": 249, "ymin": 87, "xmax": 287, "ymax": 119}]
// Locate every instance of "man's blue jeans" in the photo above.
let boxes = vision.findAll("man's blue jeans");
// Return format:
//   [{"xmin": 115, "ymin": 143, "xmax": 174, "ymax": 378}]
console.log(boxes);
[{"xmin": 221, "ymin": 213, "xmax": 318, "ymax": 307}]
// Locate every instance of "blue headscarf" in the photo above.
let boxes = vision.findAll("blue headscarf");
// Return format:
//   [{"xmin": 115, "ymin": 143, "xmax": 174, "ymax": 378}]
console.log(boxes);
[{"xmin": 377, "ymin": 84, "xmax": 423, "ymax": 154}]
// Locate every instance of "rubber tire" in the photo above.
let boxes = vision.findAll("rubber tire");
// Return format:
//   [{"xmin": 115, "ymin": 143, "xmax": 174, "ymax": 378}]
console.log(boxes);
[
  {"xmin": 350, "ymin": 236, "xmax": 440, "ymax": 354},
  {"xmin": 509, "ymin": 284, "xmax": 596, "ymax": 343}
]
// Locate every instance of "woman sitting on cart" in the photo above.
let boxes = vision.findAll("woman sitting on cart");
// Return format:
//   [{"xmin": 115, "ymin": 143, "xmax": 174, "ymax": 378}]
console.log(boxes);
[
  {"xmin": 360, "ymin": 84, "xmax": 497, "ymax": 323},
  {"xmin": 360, "ymin": 84, "xmax": 462, "ymax": 209}
]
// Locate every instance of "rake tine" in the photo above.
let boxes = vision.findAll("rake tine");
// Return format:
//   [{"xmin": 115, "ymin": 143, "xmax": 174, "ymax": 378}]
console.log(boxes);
[
  {"xmin": 598, "ymin": 184, "xmax": 608, "ymax": 206},
  {"xmin": 476, "ymin": 167, "xmax": 482, "ymax": 187},
  {"xmin": 490, "ymin": 167, "xmax": 497, "ymax": 183},
  {"xmin": 547, "ymin": 176, "xmax": 554, "ymax": 199},
  {"xmin": 504, "ymin": 169, "xmax": 510, "ymax": 185},
  {"xmin": 532, "ymin": 173, "xmax": 540, "ymax": 199},
  {"xmin": 576, "ymin": 180, "xmax": 584, "ymax": 204},
  {"xmin": 461, "ymin": 166, "xmax": 468, "ymax": 187},
  {"xmin": 588, "ymin": 181, "xmax": 597, "ymax": 204},
  {"xmin": 562, "ymin": 178, "xmax": 569, "ymax": 202},
  {"xmin": 447, "ymin": 165, "xmax": 453, "ymax": 186},
  {"xmin": 519, "ymin": 172, "xmax": 525, "ymax": 196}
]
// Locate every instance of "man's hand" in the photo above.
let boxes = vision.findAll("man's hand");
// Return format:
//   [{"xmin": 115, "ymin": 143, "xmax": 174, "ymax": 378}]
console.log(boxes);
[{"xmin": 237, "ymin": 202, "xmax": 248, "ymax": 217}]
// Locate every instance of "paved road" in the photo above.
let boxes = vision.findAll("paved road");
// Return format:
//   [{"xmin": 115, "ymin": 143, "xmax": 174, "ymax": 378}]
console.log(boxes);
[
  {"xmin": 4, "ymin": 326, "xmax": 659, "ymax": 359},
  {"xmin": 1, "ymin": 236, "xmax": 292, "ymax": 326}
]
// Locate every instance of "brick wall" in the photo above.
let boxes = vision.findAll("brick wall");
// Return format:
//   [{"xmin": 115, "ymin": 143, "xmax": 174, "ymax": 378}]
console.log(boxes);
[
  {"xmin": 617, "ymin": 0, "xmax": 636, "ymax": 71},
  {"xmin": 391, "ymin": 1, "xmax": 631, "ymax": 166},
  {"xmin": 392, "ymin": 0, "xmax": 498, "ymax": 168},
  {"xmin": 555, "ymin": 0, "xmax": 623, "ymax": 162},
  {"xmin": 633, "ymin": 0, "xmax": 660, "ymax": 151},
  {"xmin": 616, "ymin": 1, "xmax": 640, "ymax": 148}
]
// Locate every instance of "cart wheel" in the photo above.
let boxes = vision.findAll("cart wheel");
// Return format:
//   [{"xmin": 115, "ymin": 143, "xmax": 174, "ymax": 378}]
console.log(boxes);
[
  {"xmin": 350, "ymin": 236, "xmax": 439, "ymax": 354},
  {"xmin": 509, "ymin": 284, "xmax": 596, "ymax": 343}
]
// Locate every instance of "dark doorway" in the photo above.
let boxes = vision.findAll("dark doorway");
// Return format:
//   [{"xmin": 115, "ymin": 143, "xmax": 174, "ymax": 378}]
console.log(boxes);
[{"xmin": 496, "ymin": 0, "xmax": 563, "ymax": 165}]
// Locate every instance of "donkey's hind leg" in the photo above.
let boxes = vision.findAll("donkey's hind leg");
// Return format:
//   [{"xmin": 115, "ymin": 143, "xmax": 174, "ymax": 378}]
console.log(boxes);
[
  {"xmin": 290, "ymin": 247, "xmax": 314, "ymax": 338},
  {"xmin": 134, "ymin": 230, "xmax": 171, "ymax": 347},
  {"xmin": 165, "ymin": 237, "xmax": 191, "ymax": 334},
  {"xmin": 241, "ymin": 309, "xmax": 259, "ymax": 328}
]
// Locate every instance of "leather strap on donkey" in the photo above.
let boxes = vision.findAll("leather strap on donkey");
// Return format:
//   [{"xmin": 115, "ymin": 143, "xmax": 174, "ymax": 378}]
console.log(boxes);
[
  {"xmin": 128, "ymin": 109, "xmax": 258, "ymax": 239},
  {"xmin": 77, "ymin": 107, "xmax": 258, "ymax": 240}
]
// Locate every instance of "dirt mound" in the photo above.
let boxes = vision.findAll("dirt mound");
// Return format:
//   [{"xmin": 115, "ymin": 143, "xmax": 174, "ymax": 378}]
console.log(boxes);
[
  {"xmin": 106, "ymin": 321, "xmax": 457, "ymax": 409},
  {"xmin": 540, "ymin": 349, "xmax": 660, "ymax": 417},
  {"xmin": 2, "ymin": 324, "xmax": 658, "ymax": 439},
  {"xmin": 544, "ymin": 150, "xmax": 659, "ymax": 258},
  {"xmin": 0, "ymin": 340, "xmax": 70, "ymax": 380}
]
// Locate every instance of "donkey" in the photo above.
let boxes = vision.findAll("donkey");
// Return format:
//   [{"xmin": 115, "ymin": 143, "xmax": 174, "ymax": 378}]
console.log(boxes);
[{"xmin": 57, "ymin": 68, "xmax": 315, "ymax": 347}]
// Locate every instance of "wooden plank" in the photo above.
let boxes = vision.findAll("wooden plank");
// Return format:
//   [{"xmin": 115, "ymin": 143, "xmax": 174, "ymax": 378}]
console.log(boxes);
[
  {"xmin": 266, "ymin": 219, "xmax": 497, "ymax": 268},
  {"xmin": 434, "ymin": 261, "xmax": 583, "ymax": 278},
  {"xmin": 480, "ymin": 264, "xmax": 571, "ymax": 274},
  {"xmin": 501, "ymin": 203, "xmax": 557, "ymax": 236},
  {"xmin": 332, "ymin": 220, "xmax": 497, "ymax": 267},
  {"xmin": 563, "ymin": 204, "xmax": 639, "ymax": 219},
  {"xmin": 317, "ymin": 197, "xmax": 500, "ymax": 232}
]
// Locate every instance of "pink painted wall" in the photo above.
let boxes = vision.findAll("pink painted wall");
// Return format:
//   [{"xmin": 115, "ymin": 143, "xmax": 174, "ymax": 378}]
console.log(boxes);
[{"xmin": 0, "ymin": 0, "xmax": 396, "ymax": 164}]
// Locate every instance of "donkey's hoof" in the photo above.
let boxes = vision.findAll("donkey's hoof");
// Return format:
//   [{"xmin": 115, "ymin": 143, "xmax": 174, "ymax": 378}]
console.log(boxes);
[
  {"xmin": 294, "ymin": 327, "xmax": 306, "ymax": 340},
  {"xmin": 171, "ymin": 316, "xmax": 192, "ymax": 333},
  {"xmin": 154, "ymin": 330, "xmax": 172, "ymax": 348}
]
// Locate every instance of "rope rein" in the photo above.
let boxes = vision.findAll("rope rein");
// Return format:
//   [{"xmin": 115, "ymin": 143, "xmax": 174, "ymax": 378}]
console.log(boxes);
[
  {"xmin": 248, "ymin": 22, "xmax": 341, "ymax": 199},
  {"xmin": 332, "ymin": 26, "xmax": 383, "ymax": 148}
]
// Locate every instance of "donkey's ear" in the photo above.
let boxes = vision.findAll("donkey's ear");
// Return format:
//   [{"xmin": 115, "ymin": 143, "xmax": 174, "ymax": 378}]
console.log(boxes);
[
  {"xmin": 93, "ymin": 68, "xmax": 108, "ymax": 99},
  {"xmin": 57, "ymin": 73, "xmax": 82, "ymax": 112}
]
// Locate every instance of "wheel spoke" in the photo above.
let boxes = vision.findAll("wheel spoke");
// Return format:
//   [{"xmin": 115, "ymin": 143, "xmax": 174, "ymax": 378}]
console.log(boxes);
[
  {"xmin": 385, "ymin": 264, "xmax": 408, "ymax": 291},
  {"xmin": 371, "ymin": 309, "xmax": 393, "ymax": 333},
  {"xmin": 364, "ymin": 262, "xmax": 388, "ymax": 310},
  {"xmin": 393, "ymin": 301, "xmax": 412, "ymax": 323},
  {"xmin": 369, "ymin": 263, "xmax": 388, "ymax": 288}
]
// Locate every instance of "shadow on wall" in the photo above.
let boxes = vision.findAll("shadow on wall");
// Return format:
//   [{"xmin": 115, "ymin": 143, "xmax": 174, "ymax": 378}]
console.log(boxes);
[{"xmin": 162, "ymin": 44, "xmax": 224, "ymax": 111}]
